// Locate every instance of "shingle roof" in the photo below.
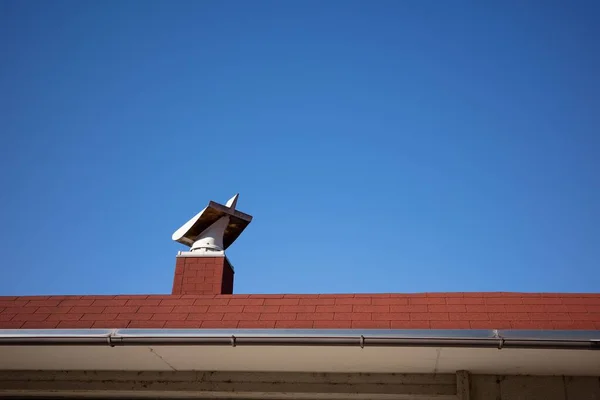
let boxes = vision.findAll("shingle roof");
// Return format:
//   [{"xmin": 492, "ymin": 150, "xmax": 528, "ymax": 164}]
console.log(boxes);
[{"xmin": 1, "ymin": 292, "xmax": 599, "ymax": 330}]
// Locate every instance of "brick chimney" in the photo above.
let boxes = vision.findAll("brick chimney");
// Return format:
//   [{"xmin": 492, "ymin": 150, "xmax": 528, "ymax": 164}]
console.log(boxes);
[
  {"xmin": 170, "ymin": 193, "xmax": 251, "ymax": 296},
  {"xmin": 172, "ymin": 255, "xmax": 234, "ymax": 295}
]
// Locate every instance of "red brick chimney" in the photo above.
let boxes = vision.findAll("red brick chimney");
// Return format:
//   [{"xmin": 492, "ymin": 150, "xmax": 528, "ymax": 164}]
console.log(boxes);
[
  {"xmin": 172, "ymin": 256, "xmax": 234, "ymax": 295},
  {"xmin": 170, "ymin": 193, "xmax": 251, "ymax": 296}
]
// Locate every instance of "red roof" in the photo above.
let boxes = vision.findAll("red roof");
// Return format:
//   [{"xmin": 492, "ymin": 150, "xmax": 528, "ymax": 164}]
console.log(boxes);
[{"xmin": 1, "ymin": 292, "xmax": 599, "ymax": 330}]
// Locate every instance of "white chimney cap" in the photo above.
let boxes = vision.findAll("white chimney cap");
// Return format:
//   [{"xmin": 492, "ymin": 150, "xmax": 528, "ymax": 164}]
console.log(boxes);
[{"xmin": 172, "ymin": 194, "xmax": 253, "ymax": 252}]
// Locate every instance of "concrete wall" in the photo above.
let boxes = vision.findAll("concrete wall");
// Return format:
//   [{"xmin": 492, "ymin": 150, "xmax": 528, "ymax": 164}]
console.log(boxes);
[
  {"xmin": 0, "ymin": 371, "xmax": 599, "ymax": 399},
  {"xmin": 471, "ymin": 375, "xmax": 600, "ymax": 400}
]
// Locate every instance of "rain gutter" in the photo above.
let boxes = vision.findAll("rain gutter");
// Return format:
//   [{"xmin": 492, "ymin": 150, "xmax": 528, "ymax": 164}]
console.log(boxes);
[{"xmin": 0, "ymin": 329, "xmax": 598, "ymax": 350}]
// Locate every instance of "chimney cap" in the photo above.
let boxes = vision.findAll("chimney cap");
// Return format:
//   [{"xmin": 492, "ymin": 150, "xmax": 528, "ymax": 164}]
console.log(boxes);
[{"xmin": 172, "ymin": 194, "xmax": 253, "ymax": 250}]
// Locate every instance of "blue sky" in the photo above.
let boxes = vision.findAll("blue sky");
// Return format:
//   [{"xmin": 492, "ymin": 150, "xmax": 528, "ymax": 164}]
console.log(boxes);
[{"xmin": 1, "ymin": 1, "xmax": 598, "ymax": 295}]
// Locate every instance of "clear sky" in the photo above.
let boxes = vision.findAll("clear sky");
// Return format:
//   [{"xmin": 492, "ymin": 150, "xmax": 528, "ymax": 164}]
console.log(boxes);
[{"xmin": 1, "ymin": 1, "xmax": 599, "ymax": 296}]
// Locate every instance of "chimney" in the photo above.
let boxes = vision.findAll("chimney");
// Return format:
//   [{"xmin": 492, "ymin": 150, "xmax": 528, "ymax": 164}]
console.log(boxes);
[
  {"xmin": 172, "ymin": 255, "xmax": 234, "ymax": 295},
  {"xmin": 170, "ymin": 194, "xmax": 252, "ymax": 295}
]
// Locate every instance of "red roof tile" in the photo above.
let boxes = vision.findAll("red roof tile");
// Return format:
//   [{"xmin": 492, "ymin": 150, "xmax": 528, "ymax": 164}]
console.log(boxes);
[{"xmin": 0, "ymin": 293, "xmax": 599, "ymax": 330}]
